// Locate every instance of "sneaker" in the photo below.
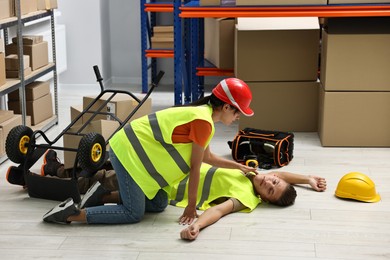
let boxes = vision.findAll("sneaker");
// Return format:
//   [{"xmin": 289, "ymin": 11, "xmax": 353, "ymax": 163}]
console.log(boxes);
[
  {"xmin": 43, "ymin": 198, "xmax": 80, "ymax": 224},
  {"xmin": 41, "ymin": 149, "xmax": 63, "ymax": 176},
  {"xmin": 79, "ymin": 181, "xmax": 110, "ymax": 209}
]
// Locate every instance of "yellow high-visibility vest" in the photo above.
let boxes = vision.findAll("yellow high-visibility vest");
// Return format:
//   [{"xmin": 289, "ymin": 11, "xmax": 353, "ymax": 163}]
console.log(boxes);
[
  {"xmin": 169, "ymin": 163, "xmax": 261, "ymax": 212},
  {"xmin": 109, "ymin": 105, "xmax": 215, "ymax": 199}
]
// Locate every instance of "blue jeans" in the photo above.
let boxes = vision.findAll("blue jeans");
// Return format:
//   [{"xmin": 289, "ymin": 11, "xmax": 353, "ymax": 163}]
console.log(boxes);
[{"xmin": 85, "ymin": 149, "xmax": 168, "ymax": 224}]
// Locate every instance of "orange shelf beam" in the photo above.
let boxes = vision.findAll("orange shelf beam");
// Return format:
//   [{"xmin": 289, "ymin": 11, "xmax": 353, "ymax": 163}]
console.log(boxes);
[
  {"xmin": 180, "ymin": 5, "xmax": 390, "ymax": 18},
  {"xmin": 145, "ymin": 3, "xmax": 174, "ymax": 12},
  {"xmin": 145, "ymin": 49, "xmax": 174, "ymax": 58},
  {"xmin": 196, "ymin": 67, "xmax": 234, "ymax": 76}
]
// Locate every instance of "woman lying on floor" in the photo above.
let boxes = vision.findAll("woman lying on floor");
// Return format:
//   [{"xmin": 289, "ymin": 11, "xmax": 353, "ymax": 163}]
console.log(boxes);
[
  {"xmin": 43, "ymin": 162, "xmax": 326, "ymax": 241},
  {"xmin": 170, "ymin": 164, "xmax": 326, "ymax": 240}
]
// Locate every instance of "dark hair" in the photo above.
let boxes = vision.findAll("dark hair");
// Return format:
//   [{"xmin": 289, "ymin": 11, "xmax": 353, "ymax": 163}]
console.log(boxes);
[{"xmin": 272, "ymin": 184, "xmax": 297, "ymax": 207}]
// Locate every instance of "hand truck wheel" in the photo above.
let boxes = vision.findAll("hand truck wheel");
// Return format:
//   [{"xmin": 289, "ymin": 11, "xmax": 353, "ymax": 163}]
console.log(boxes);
[
  {"xmin": 5, "ymin": 125, "xmax": 33, "ymax": 164},
  {"xmin": 77, "ymin": 132, "xmax": 106, "ymax": 173}
]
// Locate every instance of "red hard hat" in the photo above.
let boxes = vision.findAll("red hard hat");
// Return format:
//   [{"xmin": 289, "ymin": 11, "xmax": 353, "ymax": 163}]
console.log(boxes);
[{"xmin": 212, "ymin": 78, "xmax": 254, "ymax": 116}]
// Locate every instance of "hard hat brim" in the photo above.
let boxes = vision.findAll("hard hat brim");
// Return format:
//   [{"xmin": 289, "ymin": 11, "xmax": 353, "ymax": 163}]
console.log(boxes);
[
  {"xmin": 241, "ymin": 107, "xmax": 254, "ymax": 117},
  {"xmin": 335, "ymin": 191, "xmax": 381, "ymax": 203}
]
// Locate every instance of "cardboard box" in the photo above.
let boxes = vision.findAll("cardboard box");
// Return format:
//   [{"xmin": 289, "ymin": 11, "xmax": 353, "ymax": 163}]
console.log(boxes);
[
  {"xmin": 0, "ymin": 53, "xmax": 5, "ymax": 86},
  {"xmin": 236, "ymin": 0, "xmax": 327, "ymax": 5},
  {"xmin": 0, "ymin": 114, "xmax": 23, "ymax": 156},
  {"xmin": 5, "ymin": 54, "xmax": 30, "ymax": 71},
  {"xmin": 6, "ymin": 66, "xmax": 31, "ymax": 78},
  {"xmin": 82, "ymin": 93, "xmax": 152, "ymax": 124},
  {"xmin": 235, "ymin": 17, "xmax": 320, "ymax": 81},
  {"xmin": 8, "ymin": 93, "xmax": 53, "ymax": 125},
  {"xmin": 0, "ymin": 0, "xmax": 13, "ymax": 20},
  {"xmin": 8, "ymin": 80, "xmax": 50, "ymax": 101},
  {"xmin": 0, "ymin": 128, "xmax": 3, "ymax": 156},
  {"xmin": 63, "ymin": 120, "xmax": 120, "ymax": 169},
  {"xmin": 200, "ymin": 0, "xmax": 220, "ymax": 6},
  {"xmin": 319, "ymin": 86, "xmax": 390, "ymax": 147},
  {"xmin": 37, "ymin": 0, "xmax": 58, "ymax": 10},
  {"xmin": 20, "ymin": 0, "xmax": 38, "ymax": 15},
  {"xmin": 0, "ymin": 110, "xmax": 14, "ymax": 124},
  {"xmin": 328, "ymin": 0, "xmax": 390, "ymax": 3},
  {"xmin": 5, "ymin": 41, "xmax": 49, "ymax": 71},
  {"xmin": 239, "ymin": 81, "xmax": 319, "ymax": 132},
  {"xmin": 0, "ymin": 38, "xmax": 4, "ymax": 53},
  {"xmin": 320, "ymin": 17, "xmax": 390, "ymax": 91},
  {"xmin": 151, "ymin": 36, "xmax": 174, "ymax": 49},
  {"xmin": 70, "ymin": 105, "xmax": 83, "ymax": 125},
  {"xmin": 12, "ymin": 35, "xmax": 44, "ymax": 45},
  {"xmin": 153, "ymin": 26, "xmax": 174, "ymax": 38},
  {"xmin": 204, "ymin": 18, "xmax": 235, "ymax": 69}
]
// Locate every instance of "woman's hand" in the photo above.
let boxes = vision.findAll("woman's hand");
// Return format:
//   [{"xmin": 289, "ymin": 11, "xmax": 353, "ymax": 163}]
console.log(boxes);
[
  {"xmin": 179, "ymin": 205, "xmax": 198, "ymax": 225},
  {"xmin": 180, "ymin": 224, "xmax": 200, "ymax": 240},
  {"xmin": 238, "ymin": 164, "xmax": 259, "ymax": 175},
  {"xmin": 308, "ymin": 176, "xmax": 327, "ymax": 191}
]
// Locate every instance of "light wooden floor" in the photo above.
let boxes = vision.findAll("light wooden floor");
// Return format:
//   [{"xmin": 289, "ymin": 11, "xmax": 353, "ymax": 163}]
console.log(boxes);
[{"xmin": 0, "ymin": 84, "xmax": 389, "ymax": 259}]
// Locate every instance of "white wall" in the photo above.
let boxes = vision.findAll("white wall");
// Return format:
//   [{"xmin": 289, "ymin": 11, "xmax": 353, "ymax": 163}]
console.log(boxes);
[
  {"xmin": 57, "ymin": 0, "xmax": 107, "ymax": 86},
  {"xmin": 57, "ymin": 0, "xmax": 176, "ymax": 89}
]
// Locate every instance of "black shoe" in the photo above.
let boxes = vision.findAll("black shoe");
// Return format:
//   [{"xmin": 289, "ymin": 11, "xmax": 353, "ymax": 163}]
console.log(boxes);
[
  {"xmin": 43, "ymin": 198, "xmax": 80, "ymax": 224},
  {"xmin": 79, "ymin": 181, "xmax": 110, "ymax": 209},
  {"xmin": 41, "ymin": 149, "xmax": 63, "ymax": 176}
]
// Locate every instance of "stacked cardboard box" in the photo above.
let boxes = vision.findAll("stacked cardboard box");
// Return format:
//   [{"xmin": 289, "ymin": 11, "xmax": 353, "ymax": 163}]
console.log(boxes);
[
  {"xmin": 328, "ymin": 0, "xmax": 390, "ymax": 3},
  {"xmin": 37, "ymin": 0, "xmax": 58, "ymax": 10},
  {"xmin": 204, "ymin": 18, "xmax": 235, "ymax": 69},
  {"xmin": 199, "ymin": 0, "xmax": 390, "ymax": 5},
  {"xmin": 0, "ymin": 0, "xmax": 13, "ymax": 20},
  {"xmin": 5, "ymin": 54, "xmax": 31, "ymax": 78},
  {"xmin": 200, "ymin": 0, "xmax": 220, "ymax": 5},
  {"xmin": 0, "ymin": 38, "xmax": 5, "ymax": 87},
  {"xmin": 236, "ymin": 0, "xmax": 327, "ymax": 5},
  {"xmin": 0, "ymin": 110, "xmax": 14, "ymax": 156},
  {"xmin": 7, "ymin": 80, "xmax": 53, "ymax": 125},
  {"xmin": 19, "ymin": 0, "xmax": 38, "ymax": 15},
  {"xmin": 0, "ymin": 113, "xmax": 22, "ymax": 156},
  {"xmin": 151, "ymin": 26, "xmax": 174, "ymax": 49},
  {"xmin": 63, "ymin": 93, "xmax": 152, "ymax": 169},
  {"xmin": 6, "ymin": 35, "xmax": 49, "ymax": 71},
  {"xmin": 319, "ymin": 17, "xmax": 390, "ymax": 146},
  {"xmin": 236, "ymin": 17, "xmax": 320, "ymax": 132}
]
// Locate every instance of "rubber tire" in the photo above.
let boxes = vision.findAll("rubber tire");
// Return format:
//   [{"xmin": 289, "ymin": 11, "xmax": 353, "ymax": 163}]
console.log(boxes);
[
  {"xmin": 5, "ymin": 125, "xmax": 33, "ymax": 164},
  {"xmin": 77, "ymin": 132, "xmax": 106, "ymax": 173}
]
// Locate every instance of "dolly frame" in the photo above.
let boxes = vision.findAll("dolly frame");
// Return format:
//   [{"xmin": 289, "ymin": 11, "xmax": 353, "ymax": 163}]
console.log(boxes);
[{"xmin": 6, "ymin": 66, "xmax": 164, "ymax": 202}]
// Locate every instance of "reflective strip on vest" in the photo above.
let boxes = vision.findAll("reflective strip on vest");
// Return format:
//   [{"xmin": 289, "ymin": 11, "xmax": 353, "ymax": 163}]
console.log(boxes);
[
  {"xmin": 169, "ymin": 166, "xmax": 218, "ymax": 209},
  {"xmin": 123, "ymin": 124, "xmax": 169, "ymax": 188},
  {"xmin": 170, "ymin": 175, "xmax": 189, "ymax": 206},
  {"xmin": 148, "ymin": 114, "xmax": 190, "ymax": 173},
  {"xmin": 123, "ymin": 113, "xmax": 192, "ymax": 188},
  {"xmin": 196, "ymin": 166, "xmax": 218, "ymax": 209}
]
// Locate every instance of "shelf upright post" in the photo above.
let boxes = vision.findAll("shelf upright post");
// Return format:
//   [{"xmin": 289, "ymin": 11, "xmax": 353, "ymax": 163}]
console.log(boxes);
[
  {"xmin": 149, "ymin": 0, "xmax": 157, "ymax": 82},
  {"xmin": 15, "ymin": 0, "xmax": 27, "ymax": 126},
  {"xmin": 141, "ymin": 0, "xmax": 149, "ymax": 93},
  {"xmin": 173, "ymin": 0, "xmax": 183, "ymax": 105},
  {"xmin": 197, "ymin": 18, "xmax": 204, "ymax": 100},
  {"xmin": 183, "ymin": 9, "xmax": 191, "ymax": 103},
  {"xmin": 190, "ymin": 16, "xmax": 201, "ymax": 102},
  {"xmin": 50, "ymin": 11, "xmax": 58, "ymax": 123}
]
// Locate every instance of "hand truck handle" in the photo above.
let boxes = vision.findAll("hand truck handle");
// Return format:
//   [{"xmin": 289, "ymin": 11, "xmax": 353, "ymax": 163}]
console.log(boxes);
[{"xmin": 93, "ymin": 65, "xmax": 104, "ymax": 92}]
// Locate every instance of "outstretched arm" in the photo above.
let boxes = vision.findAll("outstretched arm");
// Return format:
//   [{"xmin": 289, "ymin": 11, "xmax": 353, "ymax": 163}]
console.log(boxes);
[
  {"xmin": 268, "ymin": 171, "xmax": 327, "ymax": 192},
  {"xmin": 180, "ymin": 199, "xmax": 234, "ymax": 241}
]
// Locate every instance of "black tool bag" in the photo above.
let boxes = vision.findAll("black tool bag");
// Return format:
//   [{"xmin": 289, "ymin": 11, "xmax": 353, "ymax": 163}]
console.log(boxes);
[{"xmin": 228, "ymin": 128, "xmax": 294, "ymax": 169}]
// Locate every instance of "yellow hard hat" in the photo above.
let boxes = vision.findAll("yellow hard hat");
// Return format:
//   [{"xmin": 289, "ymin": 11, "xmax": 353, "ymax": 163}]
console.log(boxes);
[{"xmin": 335, "ymin": 172, "xmax": 380, "ymax": 203}]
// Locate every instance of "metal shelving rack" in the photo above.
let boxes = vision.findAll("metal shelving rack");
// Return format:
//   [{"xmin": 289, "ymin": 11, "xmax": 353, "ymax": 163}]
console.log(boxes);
[
  {"xmin": 141, "ymin": 0, "xmax": 185, "ymax": 105},
  {"xmin": 0, "ymin": 1, "xmax": 58, "ymax": 163},
  {"xmin": 179, "ymin": 2, "xmax": 390, "ymax": 102}
]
